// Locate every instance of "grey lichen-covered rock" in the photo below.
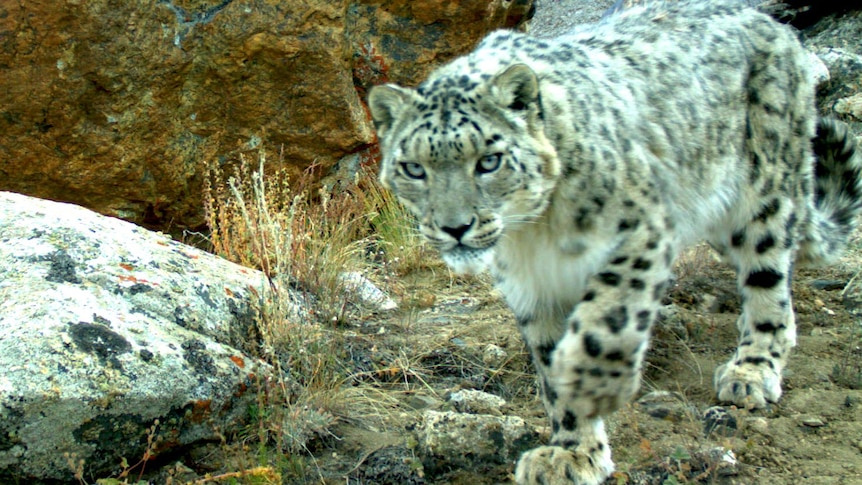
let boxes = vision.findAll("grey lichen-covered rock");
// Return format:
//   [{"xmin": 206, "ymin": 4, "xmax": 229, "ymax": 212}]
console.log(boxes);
[
  {"xmin": 415, "ymin": 410, "xmax": 538, "ymax": 473},
  {"xmin": 0, "ymin": 191, "xmax": 276, "ymax": 482},
  {"xmin": 803, "ymin": 9, "xmax": 862, "ymax": 131},
  {"xmin": 448, "ymin": 389, "xmax": 507, "ymax": 416},
  {"xmin": 482, "ymin": 343, "xmax": 509, "ymax": 368},
  {"xmin": 352, "ymin": 445, "xmax": 426, "ymax": 485}
]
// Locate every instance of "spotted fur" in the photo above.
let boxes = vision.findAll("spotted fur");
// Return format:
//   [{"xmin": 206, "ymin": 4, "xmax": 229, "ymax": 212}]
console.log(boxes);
[{"xmin": 368, "ymin": 1, "xmax": 862, "ymax": 483}]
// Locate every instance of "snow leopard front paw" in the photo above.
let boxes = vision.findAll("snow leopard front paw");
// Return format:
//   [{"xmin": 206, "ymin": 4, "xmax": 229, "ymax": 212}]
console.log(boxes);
[
  {"xmin": 515, "ymin": 445, "xmax": 614, "ymax": 485},
  {"xmin": 714, "ymin": 355, "xmax": 782, "ymax": 409}
]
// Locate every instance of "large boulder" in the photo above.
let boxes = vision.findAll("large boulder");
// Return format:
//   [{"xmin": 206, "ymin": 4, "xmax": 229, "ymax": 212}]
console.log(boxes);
[
  {"xmin": 0, "ymin": 0, "xmax": 533, "ymax": 230},
  {"xmin": 802, "ymin": 9, "xmax": 862, "ymax": 131},
  {"xmin": 0, "ymin": 191, "xmax": 277, "ymax": 482}
]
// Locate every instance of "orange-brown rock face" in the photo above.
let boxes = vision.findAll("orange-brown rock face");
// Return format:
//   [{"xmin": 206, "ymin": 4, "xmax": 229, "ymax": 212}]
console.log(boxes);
[{"xmin": 0, "ymin": 0, "xmax": 532, "ymax": 229}]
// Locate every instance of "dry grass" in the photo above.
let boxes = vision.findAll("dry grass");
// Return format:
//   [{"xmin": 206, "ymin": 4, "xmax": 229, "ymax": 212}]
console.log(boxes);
[
  {"xmin": 200, "ymin": 148, "xmax": 369, "ymax": 481},
  {"xmin": 673, "ymin": 243, "xmax": 720, "ymax": 281},
  {"xmin": 197, "ymin": 146, "xmax": 441, "ymax": 482},
  {"xmin": 203, "ymin": 148, "xmax": 371, "ymax": 322},
  {"xmin": 359, "ymin": 171, "xmax": 431, "ymax": 275}
]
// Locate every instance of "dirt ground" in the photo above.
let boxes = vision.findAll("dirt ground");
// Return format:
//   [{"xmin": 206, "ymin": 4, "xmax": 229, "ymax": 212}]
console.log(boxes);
[
  {"xmin": 132, "ymin": 234, "xmax": 862, "ymax": 485},
  {"xmin": 147, "ymin": 239, "xmax": 850, "ymax": 485},
  {"xmin": 295, "ymin": 243, "xmax": 862, "ymax": 485}
]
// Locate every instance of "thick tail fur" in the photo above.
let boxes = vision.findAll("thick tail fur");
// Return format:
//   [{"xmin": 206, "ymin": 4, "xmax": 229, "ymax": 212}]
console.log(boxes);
[{"xmin": 798, "ymin": 117, "xmax": 862, "ymax": 266}]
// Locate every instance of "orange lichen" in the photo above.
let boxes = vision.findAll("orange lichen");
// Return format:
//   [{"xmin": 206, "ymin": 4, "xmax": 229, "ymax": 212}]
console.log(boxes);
[
  {"xmin": 189, "ymin": 399, "xmax": 212, "ymax": 423},
  {"xmin": 118, "ymin": 274, "xmax": 153, "ymax": 285},
  {"xmin": 356, "ymin": 143, "xmax": 381, "ymax": 170},
  {"xmin": 354, "ymin": 42, "xmax": 390, "ymax": 100},
  {"xmin": 229, "ymin": 355, "xmax": 245, "ymax": 368}
]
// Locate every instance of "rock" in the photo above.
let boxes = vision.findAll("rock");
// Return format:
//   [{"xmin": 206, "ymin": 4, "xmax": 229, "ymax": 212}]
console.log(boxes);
[
  {"xmin": 448, "ymin": 389, "xmax": 507, "ymax": 415},
  {"xmin": 349, "ymin": 0, "xmax": 534, "ymax": 94},
  {"xmin": 635, "ymin": 391, "xmax": 697, "ymax": 423},
  {"xmin": 800, "ymin": 415, "xmax": 827, "ymax": 427},
  {"xmin": 0, "ymin": 191, "xmax": 276, "ymax": 482},
  {"xmin": 702, "ymin": 406, "xmax": 738, "ymax": 437},
  {"xmin": 706, "ymin": 447, "xmax": 739, "ymax": 477},
  {"xmin": 406, "ymin": 394, "xmax": 443, "ymax": 411},
  {"xmin": 529, "ymin": 0, "xmax": 615, "ymax": 38},
  {"xmin": 745, "ymin": 416, "xmax": 770, "ymax": 434},
  {"xmin": 415, "ymin": 410, "xmax": 538, "ymax": 472},
  {"xmin": 654, "ymin": 305, "xmax": 690, "ymax": 341},
  {"xmin": 482, "ymin": 343, "xmax": 508, "ymax": 368},
  {"xmin": 809, "ymin": 279, "xmax": 848, "ymax": 291},
  {"xmin": 0, "ymin": 0, "xmax": 533, "ymax": 230},
  {"xmin": 841, "ymin": 272, "xmax": 862, "ymax": 317},
  {"xmin": 807, "ymin": 50, "xmax": 832, "ymax": 85},
  {"xmin": 802, "ymin": 9, "xmax": 862, "ymax": 131},
  {"xmin": 834, "ymin": 92, "xmax": 862, "ymax": 120},
  {"xmin": 352, "ymin": 445, "xmax": 426, "ymax": 485},
  {"xmin": 754, "ymin": 2, "xmax": 857, "ymax": 29},
  {"xmin": 604, "ymin": 1, "xmax": 857, "ymax": 30},
  {"xmin": 340, "ymin": 271, "xmax": 398, "ymax": 312}
]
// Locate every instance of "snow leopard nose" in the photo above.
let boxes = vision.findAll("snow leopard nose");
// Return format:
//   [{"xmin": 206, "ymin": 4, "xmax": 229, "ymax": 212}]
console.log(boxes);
[{"xmin": 440, "ymin": 218, "xmax": 475, "ymax": 242}]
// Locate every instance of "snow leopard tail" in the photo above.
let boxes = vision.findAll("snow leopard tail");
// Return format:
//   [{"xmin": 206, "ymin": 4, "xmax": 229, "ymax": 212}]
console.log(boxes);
[{"xmin": 798, "ymin": 117, "xmax": 862, "ymax": 266}]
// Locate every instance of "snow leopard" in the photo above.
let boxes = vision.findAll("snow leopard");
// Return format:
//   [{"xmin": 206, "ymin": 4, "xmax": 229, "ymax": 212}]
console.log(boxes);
[{"xmin": 367, "ymin": 1, "xmax": 862, "ymax": 483}]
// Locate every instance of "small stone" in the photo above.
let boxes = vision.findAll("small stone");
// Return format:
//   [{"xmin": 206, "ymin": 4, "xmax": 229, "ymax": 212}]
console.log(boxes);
[
  {"xmin": 745, "ymin": 416, "xmax": 770, "ymax": 434},
  {"xmin": 810, "ymin": 279, "xmax": 846, "ymax": 291},
  {"xmin": 353, "ymin": 445, "xmax": 426, "ymax": 485},
  {"xmin": 698, "ymin": 293, "xmax": 718, "ymax": 314},
  {"xmin": 636, "ymin": 391, "xmax": 696, "ymax": 422},
  {"xmin": 339, "ymin": 271, "xmax": 398, "ymax": 311},
  {"xmin": 707, "ymin": 447, "xmax": 739, "ymax": 477},
  {"xmin": 449, "ymin": 389, "xmax": 507, "ymax": 415},
  {"xmin": 654, "ymin": 305, "xmax": 690, "ymax": 340},
  {"xmin": 703, "ymin": 406, "xmax": 738, "ymax": 437},
  {"xmin": 801, "ymin": 416, "xmax": 826, "ymax": 427},
  {"xmin": 406, "ymin": 394, "xmax": 441, "ymax": 411},
  {"xmin": 834, "ymin": 93, "xmax": 862, "ymax": 119},
  {"xmin": 482, "ymin": 344, "xmax": 508, "ymax": 367}
]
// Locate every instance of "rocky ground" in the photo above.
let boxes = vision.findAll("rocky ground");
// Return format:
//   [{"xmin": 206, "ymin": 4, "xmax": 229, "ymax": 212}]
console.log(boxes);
[
  {"xmin": 164, "ymin": 241, "xmax": 862, "ymax": 485},
  {"xmin": 317, "ymin": 244, "xmax": 862, "ymax": 484}
]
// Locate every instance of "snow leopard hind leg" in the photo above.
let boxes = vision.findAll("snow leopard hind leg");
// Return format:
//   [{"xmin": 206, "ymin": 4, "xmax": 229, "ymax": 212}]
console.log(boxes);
[{"xmin": 714, "ymin": 118, "xmax": 862, "ymax": 409}]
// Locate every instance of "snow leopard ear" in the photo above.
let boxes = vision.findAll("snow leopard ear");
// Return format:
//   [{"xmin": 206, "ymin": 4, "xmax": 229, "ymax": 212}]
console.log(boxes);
[
  {"xmin": 490, "ymin": 64, "xmax": 539, "ymax": 112},
  {"xmin": 368, "ymin": 84, "xmax": 415, "ymax": 137}
]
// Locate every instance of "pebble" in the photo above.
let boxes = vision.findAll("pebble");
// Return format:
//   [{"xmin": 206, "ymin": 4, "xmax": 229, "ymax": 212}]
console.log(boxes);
[
  {"xmin": 449, "ymin": 389, "xmax": 507, "ymax": 415},
  {"xmin": 703, "ymin": 406, "xmax": 738, "ymax": 437},
  {"xmin": 708, "ymin": 447, "xmax": 739, "ymax": 477},
  {"xmin": 801, "ymin": 416, "xmax": 827, "ymax": 427},
  {"xmin": 482, "ymin": 344, "xmax": 508, "ymax": 367},
  {"xmin": 745, "ymin": 416, "xmax": 770, "ymax": 434},
  {"xmin": 636, "ymin": 391, "xmax": 696, "ymax": 422}
]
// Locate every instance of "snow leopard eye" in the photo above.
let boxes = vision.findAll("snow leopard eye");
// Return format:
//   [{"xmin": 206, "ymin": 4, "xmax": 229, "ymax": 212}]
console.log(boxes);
[
  {"xmin": 400, "ymin": 162, "xmax": 426, "ymax": 180},
  {"xmin": 476, "ymin": 153, "xmax": 503, "ymax": 175}
]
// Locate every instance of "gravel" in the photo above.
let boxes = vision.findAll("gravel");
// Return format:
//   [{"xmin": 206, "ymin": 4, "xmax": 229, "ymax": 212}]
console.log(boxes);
[{"xmin": 529, "ymin": 0, "xmax": 617, "ymax": 38}]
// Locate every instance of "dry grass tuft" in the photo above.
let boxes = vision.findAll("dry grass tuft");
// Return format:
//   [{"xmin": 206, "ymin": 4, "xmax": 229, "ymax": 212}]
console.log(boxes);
[{"xmin": 199, "ymin": 146, "xmax": 435, "ymax": 481}]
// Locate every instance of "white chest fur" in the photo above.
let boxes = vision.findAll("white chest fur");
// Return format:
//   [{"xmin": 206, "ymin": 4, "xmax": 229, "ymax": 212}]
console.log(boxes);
[{"xmin": 492, "ymin": 224, "xmax": 617, "ymax": 327}]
